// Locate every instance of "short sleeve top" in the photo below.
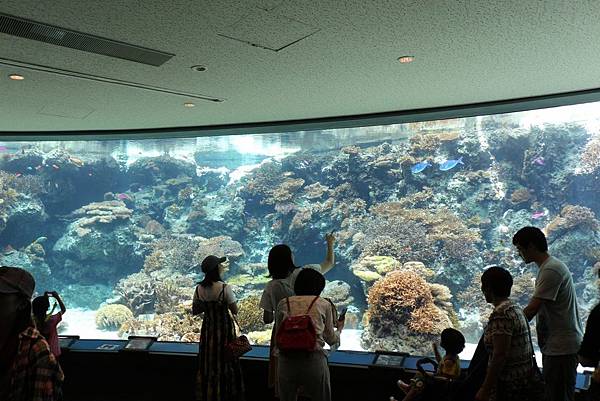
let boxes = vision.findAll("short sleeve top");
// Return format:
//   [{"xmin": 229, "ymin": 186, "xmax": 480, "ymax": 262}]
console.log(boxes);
[
  {"xmin": 285, "ymin": 264, "xmax": 323, "ymax": 291},
  {"xmin": 533, "ymin": 256, "xmax": 583, "ymax": 355},
  {"xmin": 260, "ymin": 279, "xmax": 294, "ymax": 313},
  {"xmin": 484, "ymin": 299, "xmax": 534, "ymax": 383}
]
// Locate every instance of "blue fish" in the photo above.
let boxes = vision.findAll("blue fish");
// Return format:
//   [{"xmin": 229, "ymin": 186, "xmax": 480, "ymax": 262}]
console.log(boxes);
[
  {"xmin": 439, "ymin": 157, "xmax": 464, "ymax": 171},
  {"xmin": 411, "ymin": 161, "xmax": 431, "ymax": 174}
]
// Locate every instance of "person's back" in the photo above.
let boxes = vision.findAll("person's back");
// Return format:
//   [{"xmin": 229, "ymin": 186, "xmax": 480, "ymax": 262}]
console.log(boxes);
[
  {"xmin": 191, "ymin": 256, "xmax": 244, "ymax": 401},
  {"xmin": 534, "ymin": 256, "xmax": 583, "ymax": 355},
  {"xmin": 274, "ymin": 268, "xmax": 343, "ymax": 401},
  {"xmin": 276, "ymin": 295, "xmax": 339, "ymax": 353},
  {"xmin": 514, "ymin": 226, "xmax": 583, "ymax": 401}
]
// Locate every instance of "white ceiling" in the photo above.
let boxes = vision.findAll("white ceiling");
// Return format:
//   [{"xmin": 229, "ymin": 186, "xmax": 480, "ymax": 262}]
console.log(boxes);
[{"xmin": 0, "ymin": 0, "xmax": 599, "ymax": 133}]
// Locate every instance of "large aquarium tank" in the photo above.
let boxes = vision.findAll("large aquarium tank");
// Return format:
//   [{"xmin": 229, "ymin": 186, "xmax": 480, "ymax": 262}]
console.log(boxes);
[{"xmin": 1, "ymin": 101, "xmax": 599, "ymax": 357}]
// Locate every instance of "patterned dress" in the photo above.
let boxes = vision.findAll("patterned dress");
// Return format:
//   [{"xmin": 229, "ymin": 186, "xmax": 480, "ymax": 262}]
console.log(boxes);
[
  {"xmin": 483, "ymin": 299, "xmax": 537, "ymax": 401},
  {"xmin": 196, "ymin": 286, "xmax": 245, "ymax": 401}
]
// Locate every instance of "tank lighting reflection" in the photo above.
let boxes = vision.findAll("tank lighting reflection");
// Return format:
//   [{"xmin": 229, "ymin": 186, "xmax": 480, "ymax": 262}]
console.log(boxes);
[
  {"xmin": 184, "ymin": 102, "xmax": 196, "ymax": 108},
  {"xmin": 9, "ymin": 74, "xmax": 25, "ymax": 80},
  {"xmin": 397, "ymin": 56, "xmax": 415, "ymax": 64}
]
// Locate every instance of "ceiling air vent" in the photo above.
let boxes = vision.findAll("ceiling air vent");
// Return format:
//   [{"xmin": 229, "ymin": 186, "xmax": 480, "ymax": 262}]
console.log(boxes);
[{"xmin": 0, "ymin": 13, "xmax": 174, "ymax": 66}]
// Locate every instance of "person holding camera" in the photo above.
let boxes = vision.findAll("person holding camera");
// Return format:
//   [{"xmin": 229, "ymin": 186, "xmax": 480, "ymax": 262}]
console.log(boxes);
[{"xmin": 32, "ymin": 291, "xmax": 67, "ymax": 358}]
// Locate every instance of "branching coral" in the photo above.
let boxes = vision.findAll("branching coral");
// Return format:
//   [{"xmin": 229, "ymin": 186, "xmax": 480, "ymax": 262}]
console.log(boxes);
[
  {"xmin": 114, "ymin": 272, "xmax": 156, "ymax": 315},
  {"xmin": 367, "ymin": 204, "xmax": 481, "ymax": 260},
  {"xmin": 545, "ymin": 204, "xmax": 600, "ymax": 239},
  {"xmin": 366, "ymin": 270, "xmax": 453, "ymax": 336},
  {"xmin": 143, "ymin": 235, "xmax": 199, "ymax": 273},
  {"xmin": 303, "ymin": 182, "xmax": 329, "ymax": 199},
  {"xmin": 237, "ymin": 295, "xmax": 268, "ymax": 333},
  {"xmin": 154, "ymin": 273, "xmax": 195, "ymax": 314},
  {"xmin": 580, "ymin": 137, "xmax": 600, "ymax": 174},
  {"xmin": 119, "ymin": 307, "xmax": 202, "ymax": 342},
  {"xmin": 271, "ymin": 178, "xmax": 305, "ymax": 203},
  {"xmin": 95, "ymin": 304, "xmax": 134, "ymax": 330}
]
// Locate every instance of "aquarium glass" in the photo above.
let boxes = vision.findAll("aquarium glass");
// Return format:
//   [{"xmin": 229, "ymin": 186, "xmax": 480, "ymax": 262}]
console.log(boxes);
[{"xmin": 2, "ymin": 101, "xmax": 600, "ymax": 358}]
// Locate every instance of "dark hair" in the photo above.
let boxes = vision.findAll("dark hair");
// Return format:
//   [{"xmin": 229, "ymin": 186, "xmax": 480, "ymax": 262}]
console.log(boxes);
[
  {"xmin": 512, "ymin": 226, "xmax": 548, "ymax": 252},
  {"xmin": 294, "ymin": 269, "xmax": 326, "ymax": 296},
  {"xmin": 199, "ymin": 267, "xmax": 223, "ymax": 288},
  {"xmin": 267, "ymin": 244, "xmax": 296, "ymax": 279},
  {"xmin": 481, "ymin": 266, "xmax": 513, "ymax": 298},
  {"xmin": 440, "ymin": 328, "xmax": 465, "ymax": 355}
]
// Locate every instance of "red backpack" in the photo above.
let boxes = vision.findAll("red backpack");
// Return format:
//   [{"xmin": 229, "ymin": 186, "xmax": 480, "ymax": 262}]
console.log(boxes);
[{"xmin": 276, "ymin": 296, "xmax": 319, "ymax": 353}]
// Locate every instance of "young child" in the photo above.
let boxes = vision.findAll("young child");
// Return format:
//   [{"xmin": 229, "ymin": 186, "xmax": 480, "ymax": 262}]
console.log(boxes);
[
  {"xmin": 32, "ymin": 291, "xmax": 67, "ymax": 358},
  {"xmin": 396, "ymin": 328, "xmax": 465, "ymax": 401}
]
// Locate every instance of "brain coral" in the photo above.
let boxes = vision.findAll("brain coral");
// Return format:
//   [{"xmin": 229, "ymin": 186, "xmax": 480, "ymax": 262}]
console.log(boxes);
[{"xmin": 95, "ymin": 304, "xmax": 134, "ymax": 330}]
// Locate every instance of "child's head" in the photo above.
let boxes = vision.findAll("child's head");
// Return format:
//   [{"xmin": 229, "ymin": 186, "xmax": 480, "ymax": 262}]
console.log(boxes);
[
  {"xmin": 32, "ymin": 295, "xmax": 50, "ymax": 320},
  {"xmin": 440, "ymin": 328, "xmax": 465, "ymax": 355}
]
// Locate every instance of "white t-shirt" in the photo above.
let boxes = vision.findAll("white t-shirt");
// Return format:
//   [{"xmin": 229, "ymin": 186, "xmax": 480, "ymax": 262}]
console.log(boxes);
[
  {"xmin": 193, "ymin": 281, "xmax": 236, "ymax": 304},
  {"xmin": 285, "ymin": 264, "xmax": 322, "ymax": 292},
  {"xmin": 533, "ymin": 256, "xmax": 583, "ymax": 355}
]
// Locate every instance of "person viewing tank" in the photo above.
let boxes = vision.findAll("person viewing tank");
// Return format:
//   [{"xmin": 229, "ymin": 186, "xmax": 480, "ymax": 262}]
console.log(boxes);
[
  {"xmin": 32, "ymin": 291, "xmax": 67, "ymax": 359},
  {"xmin": 275, "ymin": 268, "xmax": 343, "ymax": 401},
  {"xmin": 260, "ymin": 232, "xmax": 336, "ymax": 397},
  {"xmin": 513, "ymin": 226, "xmax": 583, "ymax": 401},
  {"xmin": 476, "ymin": 266, "xmax": 545, "ymax": 401},
  {"xmin": 192, "ymin": 255, "xmax": 245, "ymax": 401}
]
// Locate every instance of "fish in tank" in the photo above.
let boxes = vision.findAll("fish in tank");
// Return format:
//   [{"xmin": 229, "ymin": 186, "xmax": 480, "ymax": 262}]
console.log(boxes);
[{"xmin": 0, "ymin": 101, "xmax": 599, "ymax": 359}]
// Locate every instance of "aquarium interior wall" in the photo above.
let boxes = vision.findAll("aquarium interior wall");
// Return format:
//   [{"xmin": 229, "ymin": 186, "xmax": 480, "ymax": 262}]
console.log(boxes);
[{"xmin": 1, "ymin": 102, "xmax": 600, "ymax": 357}]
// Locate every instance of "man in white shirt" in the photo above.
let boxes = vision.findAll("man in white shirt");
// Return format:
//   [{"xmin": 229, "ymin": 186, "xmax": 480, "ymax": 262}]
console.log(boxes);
[{"xmin": 513, "ymin": 226, "xmax": 583, "ymax": 401}]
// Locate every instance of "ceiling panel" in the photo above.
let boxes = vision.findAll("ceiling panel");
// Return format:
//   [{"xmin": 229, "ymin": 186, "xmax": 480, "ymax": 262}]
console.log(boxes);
[{"xmin": 0, "ymin": 0, "xmax": 599, "ymax": 132}]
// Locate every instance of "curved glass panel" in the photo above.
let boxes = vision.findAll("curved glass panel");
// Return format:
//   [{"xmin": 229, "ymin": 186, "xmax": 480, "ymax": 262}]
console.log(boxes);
[{"xmin": 1, "ymin": 101, "xmax": 599, "ymax": 360}]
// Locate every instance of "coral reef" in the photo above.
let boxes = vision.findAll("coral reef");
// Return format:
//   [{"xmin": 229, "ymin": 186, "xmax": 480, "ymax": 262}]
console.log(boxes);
[
  {"xmin": 143, "ymin": 235, "xmax": 200, "ymax": 273},
  {"xmin": 237, "ymin": 295, "xmax": 269, "ymax": 333},
  {"xmin": 545, "ymin": 204, "xmax": 600, "ymax": 240},
  {"xmin": 119, "ymin": 308, "xmax": 202, "ymax": 342},
  {"xmin": 580, "ymin": 137, "xmax": 600, "ymax": 174},
  {"xmin": 95, "ymin": 304, "xmax": 134, "ymax": 330},
  {"xmin": 362, "ymin": 270, "xmax": 455, "ymax": 354},
  {"xmin": 322, "ymin": 280, "xmax": 354, "ymax": 310},
  {"xmin": 69, "ymin": 201, "xmax": 133, "ymax": 237},
  {"xmin": 113, "ymin": 272, "xmax": 156, "ymax": 315}
]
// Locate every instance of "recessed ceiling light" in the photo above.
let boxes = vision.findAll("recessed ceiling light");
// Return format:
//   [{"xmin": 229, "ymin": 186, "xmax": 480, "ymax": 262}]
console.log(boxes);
[
  {"xmin": 184, "ymin": 102, "xmax": 196, "ymax": 108},
  {"xmin": 398, "ymin": 56, "xmax": 415, "ymax": 64},
  {"xmin": 9, "ymin": 74, "xmax": 25, "ymax": 80}
]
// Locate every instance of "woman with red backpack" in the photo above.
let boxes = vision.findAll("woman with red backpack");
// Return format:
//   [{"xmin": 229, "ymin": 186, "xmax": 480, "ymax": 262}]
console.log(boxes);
[
  {"xmin": 259, "ymin": 232, "xmax": 336, "ymax": 398},
  {"xmin": 275, "ymin": 268, "xmax": 344, "ymax": 401}
]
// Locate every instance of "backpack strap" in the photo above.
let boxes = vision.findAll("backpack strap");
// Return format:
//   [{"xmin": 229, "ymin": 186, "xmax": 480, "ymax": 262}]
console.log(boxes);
[
  {"xmin": 219, "ymin": 283, "xmax": 227, "ymax": 302},
  {"xmin": 306, "ymin": 296, "xmax": 319, "ymax": 314},
  {"xmin": 286, "ymin": 297, "xmax": 291, "ymax": 313}
]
